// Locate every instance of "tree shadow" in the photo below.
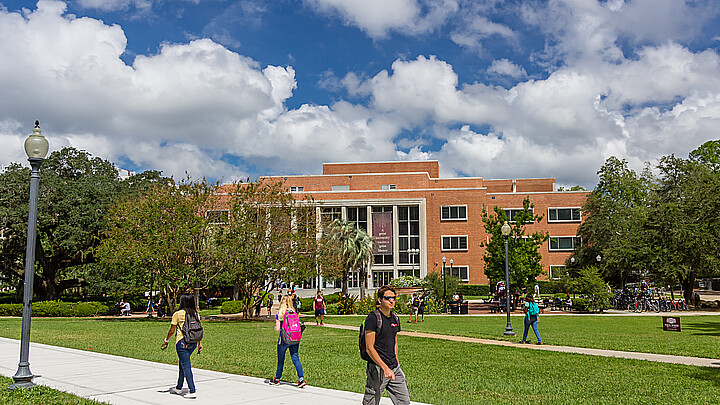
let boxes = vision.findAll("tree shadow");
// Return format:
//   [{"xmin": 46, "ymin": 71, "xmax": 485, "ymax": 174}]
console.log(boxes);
[
  {"xmin": 682, "ymin": 320, "xmax": 720, "ymax": 336},
  {"xmin": 689, "ymin": 366, "xmax": 720, "ymax": 386}
]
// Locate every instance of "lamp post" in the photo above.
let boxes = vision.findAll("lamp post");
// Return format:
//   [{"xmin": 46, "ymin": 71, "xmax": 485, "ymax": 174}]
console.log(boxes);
[
  {"xmin": 442, "ymin": 256, "xmax": 447, "ymax": 313},
  {"xmin": 501, "ymin": 221, "xmax": 514, "ymax": 336},
  {"xmin": 408, "ymin": 248, "xmax": 419, "ymax": 278},
  {"xmin": 10, "ymin": 121, "xmax": 49, "ymax": 390}
]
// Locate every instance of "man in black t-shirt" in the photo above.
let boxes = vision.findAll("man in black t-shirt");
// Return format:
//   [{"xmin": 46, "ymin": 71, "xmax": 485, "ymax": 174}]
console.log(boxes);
[{"xmin": 363, "ymin": 285, "xmax": 410, "ymax": 405}]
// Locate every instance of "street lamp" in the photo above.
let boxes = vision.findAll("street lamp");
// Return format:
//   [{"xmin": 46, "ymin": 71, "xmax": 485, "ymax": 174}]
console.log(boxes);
[
  {"xmin": 596, "ymin": 255, "xmax": 602, "ymax": 262},
  {"xmin": 408, "ymin": 248, "xmax": 419, "ymax": 278},
  {"xmin": 442, "ymin": 256, "xmax": 447, "ymax": 313},
  {"xmin": 10, "ymin": 121, "xmax": 49, "ymax": 390},
  {"xmin": 501, "ymin": 221, "xmax": 514, "ymax": 336}
]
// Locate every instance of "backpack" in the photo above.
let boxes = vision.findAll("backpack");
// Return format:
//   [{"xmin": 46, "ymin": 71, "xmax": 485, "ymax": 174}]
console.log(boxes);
[
  {"xmin": 527, "ymin": 302, "xmax": 539, "ymax": 317},
  {"xmin": 359, "ymin": 309, "xmax": 399, "ymax": 362},
  {"xmin": 182, "ymin": 312, "xmax": 203, "ymax": 344},
  {"xmin": 281, "ymin": 310, "xmax": 303, "ymax": 344}
]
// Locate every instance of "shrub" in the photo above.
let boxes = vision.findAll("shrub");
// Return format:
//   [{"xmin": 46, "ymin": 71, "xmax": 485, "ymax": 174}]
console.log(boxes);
[
  {"xmin": 323, "ymin": 293, "xmax": 342, "ymax": 305},
  {"xmin": 390, "ymin": 276, "xmax": 423, "ymax": 288},
  {"xmin": 324, "ymin": 303, "xmax": 339, "ymax": 315},
  {"xmin": 336, "ymin": 294, "xmax": 356, "ymax": 315},
  {"xmin": 424, "ymin": 273, "xmax": 460, "ymax": 303},
  {"xmin": 73, "ymin": 302, "xmax": 109, "ymax": 316},
  {"xmin": 0, "ymin": 304, "xmax": 22, "ymax": 316},
  {"xmin": 220, "ymin": 300, "xmax": 244, "ymax": 314},
  {"xmin": 355, "ymin": 295, "xmax": 377, "ymax": 315},
  {"xmin": 456, "ymin": 284, "xmax": 490, "ymax": 296},
  {"xmin": 572, "ymin": 298, "xmax": 591, "ymax": 312}
]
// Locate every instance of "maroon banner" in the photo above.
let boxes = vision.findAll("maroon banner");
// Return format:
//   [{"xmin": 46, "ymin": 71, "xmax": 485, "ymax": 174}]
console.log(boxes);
[
  {"xmin": 662, "ymin": 316, "xmax": 681, "ymax": 332},
  {"xmin": 372, "ymin": 212, "xmax": 393, "ymax": 254}
]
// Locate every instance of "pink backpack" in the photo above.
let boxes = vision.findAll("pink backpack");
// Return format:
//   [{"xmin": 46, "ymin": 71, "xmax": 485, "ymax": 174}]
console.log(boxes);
[{"xmin": 281, "ymin": 310, "xmax": 303, "ymax": 344}]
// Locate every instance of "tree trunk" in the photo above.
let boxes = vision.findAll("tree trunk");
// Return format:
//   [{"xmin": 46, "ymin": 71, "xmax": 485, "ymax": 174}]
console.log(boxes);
[
  {"xmin": 342, "ymin": 270, "xmax": 349, "ymax": 296},
  {"xmin": 681, "ymin": 275, "xmax": 695, "ymax": 305},
  {"xmin": 232, "ymin": 282, "xmax": 241, "ymax": 301}
]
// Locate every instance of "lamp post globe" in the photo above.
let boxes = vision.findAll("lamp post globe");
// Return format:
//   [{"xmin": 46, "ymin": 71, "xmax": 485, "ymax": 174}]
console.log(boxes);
[
  {"xmin": 501, "ymin": 221, "xmax": 514, "ymax": 336},
  {"xmin": 10, "ymin": 121, "xmax": 49, "ymax": 390}
]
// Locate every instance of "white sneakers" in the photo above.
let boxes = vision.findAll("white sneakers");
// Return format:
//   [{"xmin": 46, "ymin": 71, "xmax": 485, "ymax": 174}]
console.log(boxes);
[
  {"xmin": 184, "ymin": 392, "xmax": 197, "ymax": 399},
  {"xmin": 169, "ymin": 387, "xmax": 196, "ymax": 399}
]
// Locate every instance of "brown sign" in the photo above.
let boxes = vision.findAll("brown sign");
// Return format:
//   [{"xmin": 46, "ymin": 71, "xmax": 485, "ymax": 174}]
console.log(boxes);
[
  {"xmin": 372, "ymin": 212, "xmax": 392, "ymax": 254},
  {"xmin": 662, "ymin": 316, "xmax": 681, "ymax": 332}
]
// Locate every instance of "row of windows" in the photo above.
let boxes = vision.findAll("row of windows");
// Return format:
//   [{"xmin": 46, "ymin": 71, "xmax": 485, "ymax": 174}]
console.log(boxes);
[
  {"xmin": 440, "ymin": 235, "xmax": 581, "ymax": 252},
  {"xmin": 440, "ymin": 205, "xmax": 581, "ymax": 222},
  {"xmin": 295, "ymin": 184, "xmax": 399, "ymax": 192}
]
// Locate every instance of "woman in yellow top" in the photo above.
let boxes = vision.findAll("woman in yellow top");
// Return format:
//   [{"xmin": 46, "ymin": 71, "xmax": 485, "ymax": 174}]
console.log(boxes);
[
  {"xmin": 161, "ymin": 295, "xmax": 203, "ymax": 399},
  {"xmin": 270, "ymin": 294, "xmax": 305, "ymax": 387}
]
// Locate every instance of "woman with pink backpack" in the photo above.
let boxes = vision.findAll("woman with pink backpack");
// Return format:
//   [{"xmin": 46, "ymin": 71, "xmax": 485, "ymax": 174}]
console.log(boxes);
[{"xmin": 270, "ymin": 294, "xmax": 306, "ymax": 387}]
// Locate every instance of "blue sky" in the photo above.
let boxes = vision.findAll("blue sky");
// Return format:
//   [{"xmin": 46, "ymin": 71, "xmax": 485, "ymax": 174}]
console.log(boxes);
[{"xmin": 2, "ymin": 1, "xmax": 720, "ymax": 187}]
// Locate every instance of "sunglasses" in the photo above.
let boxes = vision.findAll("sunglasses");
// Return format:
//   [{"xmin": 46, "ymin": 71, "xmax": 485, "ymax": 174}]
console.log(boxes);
[{"xmin": 382, "ymin": 296, "xmax": 396, "ymax": 301}]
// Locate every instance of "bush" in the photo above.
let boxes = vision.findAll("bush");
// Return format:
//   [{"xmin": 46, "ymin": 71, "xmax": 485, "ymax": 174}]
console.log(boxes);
[
  {"xmin": 456, "ymin": 284, "xmax": 490, "ymax": 296},
  {"xmin": 424, "ymin": 273, "xmax": 460, "ymax": 303},
  {"xmin": 336, "ymin": 294, "xmax": 356, "ymax": 315},
  {"xmin": 323, "ymin": 293, "xmax": 342, "ymax": 305},
  {"xmin": 0, "ymin": 301, "xmax": 110, "ymax": 317},
  {"xmin": 356, "ymin": 295, "xmax": 377, "ymax": 315},
  {"xmin": 324, "ymin": 303, "xmax": 339, "ymax": 315},
  {"xmin": 572, "ymin": 298, "xmax": 591, "ymax": 312},
  {"xmin": 220, "ymin": 300, "xmax": 243, "ymax": 314},
  {"xmin": 390, "ymin": 276, "xmax": 423, "ymax": 288},
  {"xmin": 0, "ymin": 304, "xmax": 22, "ymax": 316}
]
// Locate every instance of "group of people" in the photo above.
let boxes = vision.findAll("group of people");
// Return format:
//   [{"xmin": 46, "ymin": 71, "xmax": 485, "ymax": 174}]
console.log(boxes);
[{"xmin": 408, "ymin": 291, "xmax": 426, "ymax": 323}]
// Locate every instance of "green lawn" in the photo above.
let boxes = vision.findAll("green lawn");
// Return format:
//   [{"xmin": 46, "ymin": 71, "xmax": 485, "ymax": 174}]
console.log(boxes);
[
  {"xmin": 0, "ymin": 375, "xmax": 107, "ymax": 405},
  {"xmin": 323, "ymin": 314, "xmax": 720, "ymax": 359},
  {"xmin": 0, "ymin": 317, "xmax": 719, "ymax": 404}
]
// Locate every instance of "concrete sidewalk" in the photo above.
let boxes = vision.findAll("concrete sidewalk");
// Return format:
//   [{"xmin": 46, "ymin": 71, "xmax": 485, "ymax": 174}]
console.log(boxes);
[
  {"xmin": 323, "ymin": 324, "xmax": 720, "ymax": 368},
  {"xmin": 0, "ymin": 337, "xmax": 428, "ymax": 405}
]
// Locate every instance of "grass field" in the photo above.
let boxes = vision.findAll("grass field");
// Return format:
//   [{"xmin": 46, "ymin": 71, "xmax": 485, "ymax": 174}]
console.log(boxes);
[
  {"xmin": 0, "ymin": 375, "xmax": 107, "ymax": 405},
  {"xmin": 323, "ymin": 314, "xmax": 720, "ymax": 359},
  {"xmin": 0, "ymin": 317, "xmax": 719, "ymax": 404}
]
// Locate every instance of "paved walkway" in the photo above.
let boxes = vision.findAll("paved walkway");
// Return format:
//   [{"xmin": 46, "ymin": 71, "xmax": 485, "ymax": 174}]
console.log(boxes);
[
  {"xmin": 0, "ymin": 337, "xmax": 428, "ymax": 405},
  {"xmin": 322, "ymin": 323, "xmax": 720, "ymax": 368}
]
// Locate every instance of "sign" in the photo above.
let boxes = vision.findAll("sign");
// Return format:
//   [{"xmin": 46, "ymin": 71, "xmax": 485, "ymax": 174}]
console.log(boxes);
[
  {"xmin": 662, "ymin": 316, "xmax": 681, "ymax": 332},
  {"xmin": 372, "ymin": 212, "xmax": 392, "ymax": 254}
]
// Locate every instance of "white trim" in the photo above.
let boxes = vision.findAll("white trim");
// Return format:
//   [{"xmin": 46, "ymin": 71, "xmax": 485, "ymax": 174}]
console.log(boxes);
[
  {"xmin": 440, "ymin": 205, "xmax": 468, "ymax": 221},
  {"xmin": 297, "ymin": 187, "xmax": 487, "ymax": 194},
  {"xmin": 441, "ymin": 235, "xmax": 469, "ymax": 251},
  {"xmin": 547, "ymin": 207, "xmax": 582, "ymax": 222}
]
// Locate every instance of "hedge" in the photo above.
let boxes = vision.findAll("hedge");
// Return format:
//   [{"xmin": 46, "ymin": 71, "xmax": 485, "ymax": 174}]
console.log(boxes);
[
  {"xmin": 0, "ymin": 301, "xmax": 109, "ymax": 317},
  {"xmin": 220, "ymin": 300, "xmax": 244, "ymax": 314},
  {"xmin": 456, "ymin": 284, "xmax": 491, "ymax": 296}
]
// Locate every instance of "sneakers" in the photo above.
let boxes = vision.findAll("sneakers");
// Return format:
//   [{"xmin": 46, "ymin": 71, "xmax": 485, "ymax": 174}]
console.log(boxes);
[
  {"xmin": 183, "ymin": 392, "xmax": 197, "ymax": 399},
  {"xmin": 536, "ymin": 342, "xmax": 543, "ymax": 345},
  {"xmin": 169, "ymin": 387, "xmax": 183, "ymax": 395},
  {"xmin": 269, "ymin": 378, "xmax": 280, "ymax": 385},
  {"xmin": 297, "ymin": 379, "xmax": 306, "ymax": 388},
  {"xmin": 320, "ymin": 322, "xmax": 324, "ymax": 326}
]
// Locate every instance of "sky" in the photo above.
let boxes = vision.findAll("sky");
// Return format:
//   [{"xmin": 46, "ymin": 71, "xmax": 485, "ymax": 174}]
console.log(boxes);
[{"xmin": 2, "ymin": 0, "xmax": 720, "ymax": 188}]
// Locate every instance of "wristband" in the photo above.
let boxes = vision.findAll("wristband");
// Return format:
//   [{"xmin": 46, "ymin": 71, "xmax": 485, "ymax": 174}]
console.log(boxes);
[{"xmin": 163, "ymin": 338, "xmax": 168, "ymax": 343}]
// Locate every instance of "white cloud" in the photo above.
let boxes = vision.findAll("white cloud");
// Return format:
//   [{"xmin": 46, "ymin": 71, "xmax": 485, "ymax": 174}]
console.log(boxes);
[
  {"xmin": 487, "ymin": 59, "xmax": 527, "ymax": 79},
  {"xmin": 305, "ymin": 0, "xmax": 459, "ymax": 39},
  {"xmin": 76, "ymin": 0, "xmax": 152, "ymax": 12},
  {"xmin": 450, "ymin": 16, "xmax": 516, "ymax": 54}
]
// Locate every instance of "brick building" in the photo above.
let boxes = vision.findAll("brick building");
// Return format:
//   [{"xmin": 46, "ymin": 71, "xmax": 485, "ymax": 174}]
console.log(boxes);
[{"xmin": 224, "ymin": 161, "xmax": 587, "ymax": 290}]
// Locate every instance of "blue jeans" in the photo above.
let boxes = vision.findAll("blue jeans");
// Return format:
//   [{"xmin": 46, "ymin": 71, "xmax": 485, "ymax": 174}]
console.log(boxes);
[
  {"xmin": 275, "ymin": 342, "xmax": 303, "ymax": 381},
  {"xmin": 523, "ymin": 317, "xmax": 541, "ymax": 343},
  {"xmin": 176, "ymin": 340, "xmax": 197, "ymax": 393}
]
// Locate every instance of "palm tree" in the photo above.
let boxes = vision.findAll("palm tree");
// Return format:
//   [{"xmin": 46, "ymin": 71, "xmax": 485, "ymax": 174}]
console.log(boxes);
[{"xmin": 327, "ymin": 219, "xmax": 376, "ymax": 297}]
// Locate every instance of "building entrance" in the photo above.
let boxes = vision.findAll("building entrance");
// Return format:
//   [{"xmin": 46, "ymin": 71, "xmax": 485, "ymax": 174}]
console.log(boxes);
[{"xmin": 373, "ymin": 270, "xmax": 394, "ymax": 287}]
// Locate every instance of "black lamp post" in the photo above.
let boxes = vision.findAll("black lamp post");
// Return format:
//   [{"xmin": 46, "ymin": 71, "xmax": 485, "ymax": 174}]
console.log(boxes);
[
  {"xmin": 10, "ymin": 121, "xmax": 49, "ymax": 390},
  {"xmin": 442, "ymin": 256, "xmax": 447, "ymax": 313},
  {"xmin": 501, "ymin": 221, "xmax": 515, "ymax": 336}
]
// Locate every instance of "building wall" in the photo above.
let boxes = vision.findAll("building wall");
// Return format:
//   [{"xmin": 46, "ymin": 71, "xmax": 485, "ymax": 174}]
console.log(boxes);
[{"xmin": 219, "ymin": 161, "xmax": 588, "ymax": 286}]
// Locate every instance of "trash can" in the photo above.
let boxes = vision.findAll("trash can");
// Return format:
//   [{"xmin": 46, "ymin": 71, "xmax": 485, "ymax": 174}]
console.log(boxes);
[
  {"xmin": 450, "ymin": 303, "xmax": 460, "ymax": 314},
  {"xmin": 460, "ymin": 301, "xmax": 469, "ymax": 314}
]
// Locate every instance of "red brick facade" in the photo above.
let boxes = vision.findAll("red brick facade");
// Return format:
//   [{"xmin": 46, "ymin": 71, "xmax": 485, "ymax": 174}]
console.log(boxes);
[{"xmin": 225, "ymin": 161, "xmax": 587, "ymax": 287}]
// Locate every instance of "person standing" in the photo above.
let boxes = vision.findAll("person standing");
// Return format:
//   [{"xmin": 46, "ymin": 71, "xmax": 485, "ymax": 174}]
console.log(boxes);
[
  {"xmin": 416, "ymin": 292, "xmax": 425, "ymax": 323},
  {"xmin": 408, "ymin": 293, "xmax": 418, "ymax": 323},
  {"xmin": 534, "ymin": 283, "xmax": 540, "ymax": 300},
  {"xmin": 363, "ymin": 285, "xmax": 410, "ymax": 405},
  {"xmin": 521, "ymin": 294, "xmax": 542, "ymax": 345},
  {"xmin": 314, "ymin": 291, "xmax": 326, "ymax": 326},
  {"xmin": 161, "ymin": 294, "xmax": 203, "ymax": 399},
  {"xmin": 145, "ymin": 296, "xmax": 155, "ymax": 317},
  {"xmin": 270, "ymin": 294, "xmax": 306, "ymax": 387}
]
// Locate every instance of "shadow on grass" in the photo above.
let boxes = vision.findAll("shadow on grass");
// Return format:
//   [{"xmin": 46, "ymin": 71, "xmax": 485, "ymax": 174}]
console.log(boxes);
[
  {"xmin": 690, "ymin": 366, "xmax": 720, "ymax": 386},
  {"xmin": 683, "ymin": 320, "xmax": 720, "ymax": 336}
]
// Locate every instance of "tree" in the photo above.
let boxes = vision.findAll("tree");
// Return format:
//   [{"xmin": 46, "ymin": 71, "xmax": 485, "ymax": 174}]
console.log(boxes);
[
  {"xmin": 571, "ymin": 266, "xmax": 613, "ymax": 312},
  {"xmin": 0, "ymin": 147, "xmax": 127, "ymax": 300},
  {"xmin": 574, "ymin": 157, "xmax": 653, "ymax": 286},
  {"xmin": 213, "ymin": 180, "xmax": 317, "ymax": 318},
  {"xmin": 99, "ymin": 178, "xmax": 220, "ymax": 310},
  {"xmin": 646, "ymin": 153, "xmax": 720, "ymax": 303},
  {"xmin": 480, "ymin": 197, "xmax": 549, "ymax": 296},
  {"xmin": 325, "ymin": 219, "xmax": 376, "ymax": 297}
]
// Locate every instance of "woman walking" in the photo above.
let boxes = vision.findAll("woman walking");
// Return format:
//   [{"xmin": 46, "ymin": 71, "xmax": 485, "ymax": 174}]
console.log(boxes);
[
  {"xmin": 521, "ymin": 293, "xmax": 542, "ymax": 345},
  {"xmin": 270, "ymin": 295, "xmax": 306, "ymax": 387},
  {"xmin": 161, "ymin": 294, "xmax": 203, "ymax": 399}
]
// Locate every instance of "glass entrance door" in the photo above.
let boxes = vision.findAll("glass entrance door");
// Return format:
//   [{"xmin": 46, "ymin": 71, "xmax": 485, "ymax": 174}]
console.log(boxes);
[{"xmin": 373, "ymin": 270, "xmax": 394, "ymax": 287}]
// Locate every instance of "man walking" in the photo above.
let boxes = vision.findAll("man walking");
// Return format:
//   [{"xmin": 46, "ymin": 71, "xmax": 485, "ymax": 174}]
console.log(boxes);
[
  {"xmin": 314, "ymin": 291, "xmax": 326, "ymax": 326},
  {"xmin": 363, "ymin": 285, "xmax": 410, "ymax": 405}
]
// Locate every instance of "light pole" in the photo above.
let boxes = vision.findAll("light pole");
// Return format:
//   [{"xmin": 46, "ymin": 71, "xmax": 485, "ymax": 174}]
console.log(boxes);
[
  {"xmin": 442, "ymin": 256, "xmax": 447, "ymax": 313},
  {"xmin": 10, "ymin": 121, "xmax": 49, "ymax": 390},
  {"xmin": 408, "ymin": 248, "xmax": 419, "ymax": 278},
  {"xmin": 501, "ymin": 221, "xmax": 514, "ymax": 336}
]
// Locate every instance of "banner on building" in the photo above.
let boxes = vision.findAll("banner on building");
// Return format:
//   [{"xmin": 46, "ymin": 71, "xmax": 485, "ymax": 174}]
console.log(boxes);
[{"xmin": 372, "ymin": 212, "xmax": 392, "ymax": 254}]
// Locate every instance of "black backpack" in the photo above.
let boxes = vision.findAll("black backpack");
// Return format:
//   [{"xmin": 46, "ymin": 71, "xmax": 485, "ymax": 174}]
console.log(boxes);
[
  {"xmin": 359, "ymin": 309, "xmax": 398, "ymax": 362},
  {"xmin": 182, "ymin": 312, "xmax": 203, "ymax": 344}
]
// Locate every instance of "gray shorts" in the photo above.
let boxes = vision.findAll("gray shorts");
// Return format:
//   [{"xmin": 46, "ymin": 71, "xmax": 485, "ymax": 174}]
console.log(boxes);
[{"xmin": 363, "ymin": 363, "xmax": 410, "ymax": 405}]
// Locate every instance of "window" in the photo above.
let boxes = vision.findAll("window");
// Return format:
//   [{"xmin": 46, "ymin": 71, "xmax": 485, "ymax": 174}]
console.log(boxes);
[
  {"xmin": 549, "ymin": 265, "xmax": 567, "ymax": 280},
  {"xmin": 289, "ymin": 186, "xmax": 304, "ymax": 192},
  {"xmin": 449, "ymin": 265, "xmax": 469, "ymax": 281},
  {"xmin": 321, "ymin": 207, "xmax": 342, "ymax": 224},
  {"xmin": 347, "ymin": 207, "xmax": 367, "ymax": 231},
  {"xmin": 441, "ymin": 205, "xmax": 467, "ymax": 220},
  {"xmin": 398, "ymin": 206, "xmax": 420, "ymax": 264},
  {"xmin": 503, "ymin": 208, "xmax": 534, "ymax": 222},
  {"xmin": 548, "ymin": 207, "xmax": 581, "ymax": 222},
  {"xmin": 382, "ymin": 184, "xmax": 397, "ymax": 190},
  {"xmin": 549, "ymin": 236, "xmax": 581, "ymax": 251},
  {"xmin": 206, "ymin": 210, "xmax": 229, "ymax": 224},
  {"xmin": 332, "ymin": 185, "xmax": 350, "ymax": 191},
  {"xmin": 442, "ymin": 236, "xmax": 468, "ymax": 251}
]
